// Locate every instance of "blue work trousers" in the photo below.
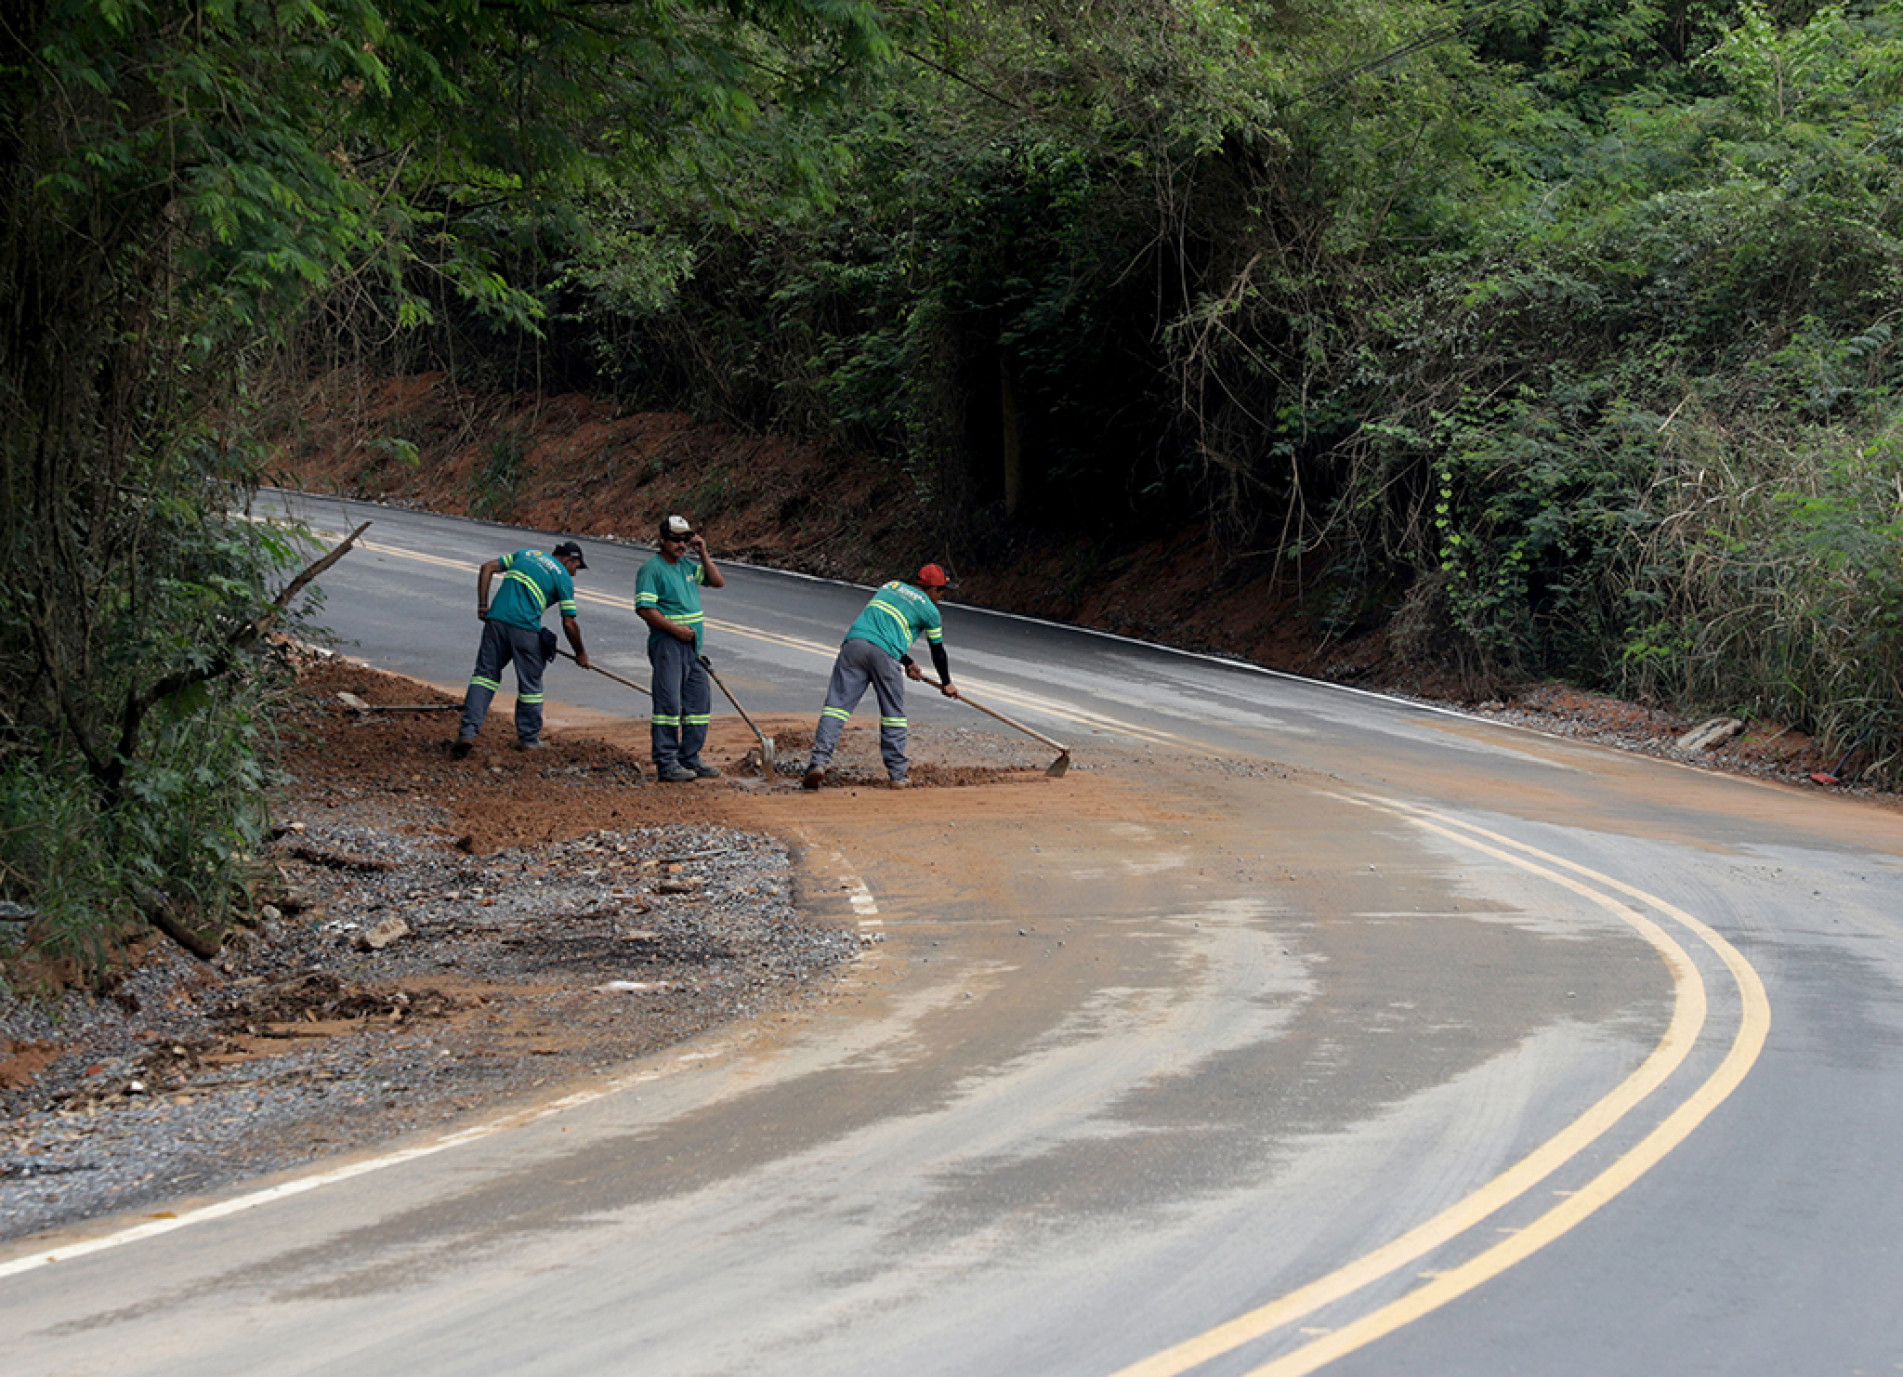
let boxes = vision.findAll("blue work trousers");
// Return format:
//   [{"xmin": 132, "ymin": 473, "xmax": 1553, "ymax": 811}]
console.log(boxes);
[
  {"xmin": 648, "ymin": 635, "xmax": 711, "ymax": 769},
  {"xmin": 458, "ymin": 620, "xmax": 549, "ymax": 745}
]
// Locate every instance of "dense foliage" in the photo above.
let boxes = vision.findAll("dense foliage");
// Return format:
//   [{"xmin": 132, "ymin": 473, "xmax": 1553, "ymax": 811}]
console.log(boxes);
[
  {"xmin": 0, "ymin": 0, "xmax": 889, "ymax": 975},
  {"xmin": 429, "ymin": 0, "xmax": 1903, "ymax": 772},
  {"xmin": 10, "ymin": 0, "xmax": 1903, "ymax": 977}
]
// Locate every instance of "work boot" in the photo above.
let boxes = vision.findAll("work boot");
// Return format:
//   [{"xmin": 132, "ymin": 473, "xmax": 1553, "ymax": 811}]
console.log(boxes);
[
  {"xmin": 801, "ymin": 765, "xmax": 825, "ymax": 790},
  {"xmin": 691, "ymin": 762, "xmax": 722, "ymax": 779},
  {"xmin": 658, "ymin": 764, "xmax": 697, "ymax": 783},
  {"xmin": 516, "ymin": 739, "xmax": 548, "ymax": 751},
  {"xmin": 888, "ymin": 776, "xmax": 910, "ymax": 790},
  {"xmin": 451, "ymin": 738, "xmax": 474, "ymax": 760}
]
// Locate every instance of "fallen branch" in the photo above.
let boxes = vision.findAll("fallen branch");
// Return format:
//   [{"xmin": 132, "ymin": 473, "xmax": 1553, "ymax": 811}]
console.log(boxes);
[
  {"xmin": 136, "ymin": 890, "xmax": 222, "ymax": 961},
  {"xmin": 285, "ymin": 842, "xmax": 401, "ymax": 873},
  {"xmin": 112, "ymin": 523, "xmax": 373, "ymax": 963},
  {"xmin": 256, "ymin": 522, "xmax": 374, "ymax": 641},
  {"xmin": 104, "ymin": 521, "xmax": 375, "ymax": 798}
]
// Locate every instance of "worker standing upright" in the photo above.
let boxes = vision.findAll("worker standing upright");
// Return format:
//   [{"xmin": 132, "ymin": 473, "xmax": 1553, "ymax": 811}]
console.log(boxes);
[
  {"xmin": 802, "ymin": 565, "xmax": 960, "ymax": 790},
  {"xmin": 636, "ymin": 514, "xmax": 725, "ymax": 783}
]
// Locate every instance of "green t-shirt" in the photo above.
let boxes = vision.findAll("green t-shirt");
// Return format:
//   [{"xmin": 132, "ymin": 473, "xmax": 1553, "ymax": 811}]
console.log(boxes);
[
  {"xmin": 489, "ymin": 550, "xmax": 577, "ymax": 632},
  {"xmin": 844, "ymin": 581, "xmax": 943, "ymax": 661},
  {"xmin": 636, "ymin": 554, "xmax": 707, "ymax": 648}
]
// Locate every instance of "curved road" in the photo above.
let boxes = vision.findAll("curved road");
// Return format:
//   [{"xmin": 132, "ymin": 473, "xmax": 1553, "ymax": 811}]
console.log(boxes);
[{"xmin": 4, "ymin": 496, "xmax": 1901, "ymax": 1376}]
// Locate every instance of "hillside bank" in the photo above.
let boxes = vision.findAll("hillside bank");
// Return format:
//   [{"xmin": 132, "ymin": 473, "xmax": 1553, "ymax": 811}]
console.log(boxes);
[{"xmin": 265, "ymin": 370, "xmax": 1865, "ymax": 792}]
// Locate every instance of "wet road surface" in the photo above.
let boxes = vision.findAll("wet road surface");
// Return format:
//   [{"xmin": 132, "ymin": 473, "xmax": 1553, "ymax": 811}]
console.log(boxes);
[{"xmin": 2, "ymin": 496, "xmax": 1899, "ymax": 1375}]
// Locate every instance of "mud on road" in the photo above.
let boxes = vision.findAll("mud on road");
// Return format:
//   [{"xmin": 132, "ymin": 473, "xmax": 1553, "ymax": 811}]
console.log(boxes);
[
  {"xmin": 2, "ymin": 631, "xmax": 1881, "ymax": 1248},
  {"xmin": 0, "ymin": 649, "xmax": 1048, "ymax": 1244}
]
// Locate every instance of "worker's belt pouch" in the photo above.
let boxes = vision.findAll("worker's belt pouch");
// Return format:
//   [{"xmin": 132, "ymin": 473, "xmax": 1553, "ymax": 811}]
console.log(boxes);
[{"xmin": 539, "ymin": 627, "xmax": 558, "ymax": 660}]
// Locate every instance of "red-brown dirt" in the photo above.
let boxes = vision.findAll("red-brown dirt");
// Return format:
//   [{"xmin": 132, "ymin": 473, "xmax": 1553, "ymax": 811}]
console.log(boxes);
[{"xmin": 1, "ymin": 643, "xmax": 1082, "ymax": 1239}]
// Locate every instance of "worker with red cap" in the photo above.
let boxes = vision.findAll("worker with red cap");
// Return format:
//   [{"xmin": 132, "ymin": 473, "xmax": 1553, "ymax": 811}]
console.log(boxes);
[{"xmin": 802, "ymin": 565, "xmax": 961, "ymax": 790}]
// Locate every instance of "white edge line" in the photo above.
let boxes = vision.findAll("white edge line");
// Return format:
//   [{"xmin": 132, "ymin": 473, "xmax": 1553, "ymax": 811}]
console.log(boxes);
[{"xmin": 257, "ymin": 487, "xmax": 1832, "ymax": 792}]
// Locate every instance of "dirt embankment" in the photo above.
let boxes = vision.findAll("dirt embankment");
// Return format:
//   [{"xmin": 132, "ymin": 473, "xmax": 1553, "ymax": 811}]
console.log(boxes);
[
  {"xmin": 265, "ymin": 371, "xmax": 1387, "ymax": 683},
  {"xmin": 266, "ymin": 368, "xmax": 1870, "ymax": 792}
]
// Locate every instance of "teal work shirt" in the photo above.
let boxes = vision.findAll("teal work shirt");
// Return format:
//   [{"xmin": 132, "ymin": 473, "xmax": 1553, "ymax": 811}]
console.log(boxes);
[
  {"xmin": 844, "ymin": 581, "xmax": 943, "ymax": 661},
  {"xmin": 489, "ymin": 550, "xmax": 578, "ymax": 632},
  {"xmin": 636, "ymin": 554, "xmax": 708, "ymax": 648}
]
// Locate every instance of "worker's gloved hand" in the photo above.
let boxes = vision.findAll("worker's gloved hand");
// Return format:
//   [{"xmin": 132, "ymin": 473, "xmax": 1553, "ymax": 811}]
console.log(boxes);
[
  {"xmin": 477, "ymin": 605, "xmax": 489, "ymax": 621},
  {"xmin": 698, "ymin": 654, "xmax": 713, "ymax": 669}
]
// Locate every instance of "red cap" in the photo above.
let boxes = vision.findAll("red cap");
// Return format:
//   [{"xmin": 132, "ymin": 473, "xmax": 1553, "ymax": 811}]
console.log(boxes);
[{"xmin": 917, "ymin": 563, "xmax": 954, "ymax": 589}]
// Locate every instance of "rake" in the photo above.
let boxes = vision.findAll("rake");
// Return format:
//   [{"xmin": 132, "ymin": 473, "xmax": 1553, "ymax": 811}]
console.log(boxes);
[
  {"xmin": 558, "ymin": 648, "xmax": 650, "ymax": 697},
  {"xmin": 922, "ymin": 675, "xmax": 1071, "ymax": 778}
]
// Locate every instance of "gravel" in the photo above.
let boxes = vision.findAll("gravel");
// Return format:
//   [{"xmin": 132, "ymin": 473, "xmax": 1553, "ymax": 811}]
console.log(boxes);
[{"xmin": 0, "ymin": 821, "xmax": 863, "ymax": 1244}]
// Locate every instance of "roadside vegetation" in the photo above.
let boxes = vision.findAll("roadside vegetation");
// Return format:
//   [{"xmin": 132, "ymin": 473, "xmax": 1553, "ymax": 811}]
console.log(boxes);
[
  {"xmin": 1, "ymin": 0, "xmax": 889, "ymax": 974},
  {"xmin": 7, "ymin": 0, "xmax": 1903, "ymax": 976}
]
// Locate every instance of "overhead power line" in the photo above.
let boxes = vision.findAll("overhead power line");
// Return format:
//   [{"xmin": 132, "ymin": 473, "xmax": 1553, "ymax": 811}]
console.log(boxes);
[{"xmin": 1276, "ymin": 0, "xmax": 1542, "ymax": 111}]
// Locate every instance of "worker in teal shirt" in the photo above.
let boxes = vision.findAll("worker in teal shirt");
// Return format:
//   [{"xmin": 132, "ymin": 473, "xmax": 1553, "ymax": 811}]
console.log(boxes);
[
  {"xmin": 802, "ymin": 565, "xmax": 960, "ymax": 789},
  {"xmin": 453, "ymin": 541, "xmax": 590, "ymax": 757},
  {"xmin": 636, "ymin": 514, "xmax": 725, "ymax": 782}
]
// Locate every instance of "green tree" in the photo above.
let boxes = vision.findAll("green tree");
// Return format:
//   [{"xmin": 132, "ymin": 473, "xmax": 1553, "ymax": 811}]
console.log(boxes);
[{"xmin": 1, "ymin": 0, "xmax": 890, "ymax": 975}]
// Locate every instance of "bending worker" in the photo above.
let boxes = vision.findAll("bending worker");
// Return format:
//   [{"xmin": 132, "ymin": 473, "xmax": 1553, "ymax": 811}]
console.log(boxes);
[
  {"xmin": 636, "ymin": 513, "xmax": 725, "ymax": 783},
  {"xmin": 802, "ymin": 564, "xmax": 960, "ymax": 791},
  {"xmin": 453, "ymin": 540, "xmax": 590, "ymax": 757}
]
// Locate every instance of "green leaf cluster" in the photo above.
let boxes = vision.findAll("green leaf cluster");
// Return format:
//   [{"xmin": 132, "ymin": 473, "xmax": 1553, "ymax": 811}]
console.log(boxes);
[
  {"xmin": 491, "ymin": 0, "xmax": 1903, "ymax": 770},
  {"xmin": 2, "ymin": 0, "xmax": 894, "ymax": 976}
]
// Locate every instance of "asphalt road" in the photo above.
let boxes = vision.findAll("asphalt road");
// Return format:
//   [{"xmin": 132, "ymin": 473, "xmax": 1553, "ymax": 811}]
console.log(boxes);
[{"xmin": 3, "ymin": 495, "xmax": 1901, "ymax": 1376}]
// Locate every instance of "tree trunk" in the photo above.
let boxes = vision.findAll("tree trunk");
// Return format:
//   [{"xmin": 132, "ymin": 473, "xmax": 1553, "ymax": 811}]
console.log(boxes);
[{"xmin": 1000, "ymin": 356, "xmax": 1023, "ymax": 520}]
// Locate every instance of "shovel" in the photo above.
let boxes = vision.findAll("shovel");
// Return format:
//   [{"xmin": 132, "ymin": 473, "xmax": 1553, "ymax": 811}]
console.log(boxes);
[
  {"xmin": 699, "ymin": 655, "xmax": 777, "ymax": 778},
  {"xmin": 1811, "ymin": 733, "xmax": 1867, "ymax": 786},
  {"xmin": 922, "ymin": 675, "xmax": 1070, "ymax": 778}
]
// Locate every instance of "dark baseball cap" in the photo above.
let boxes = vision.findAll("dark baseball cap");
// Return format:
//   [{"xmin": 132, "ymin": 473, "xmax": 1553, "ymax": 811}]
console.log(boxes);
[{"xmin": 551, "ymin": 540, "xmax": 587, "ymax": 569}]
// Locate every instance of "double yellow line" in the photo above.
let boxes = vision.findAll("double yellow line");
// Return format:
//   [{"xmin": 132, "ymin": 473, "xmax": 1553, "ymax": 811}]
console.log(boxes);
[
  {"xmin": 295, "ymin": 523, "xmax": 1770, "ymax": 1367},
  {"xmin": 1112, "ymin": 800, "xmax": 1770, "ymax": 1377}
]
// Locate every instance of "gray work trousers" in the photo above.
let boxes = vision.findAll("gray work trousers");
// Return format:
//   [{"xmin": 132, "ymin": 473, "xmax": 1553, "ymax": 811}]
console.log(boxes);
[
  {"xmin": 807, "ymin": 638, "xmax": 909, "ymax": 781},
  {"xmin": 647, "ymin": 634, "xmax": 711, "ymax": 769}
]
